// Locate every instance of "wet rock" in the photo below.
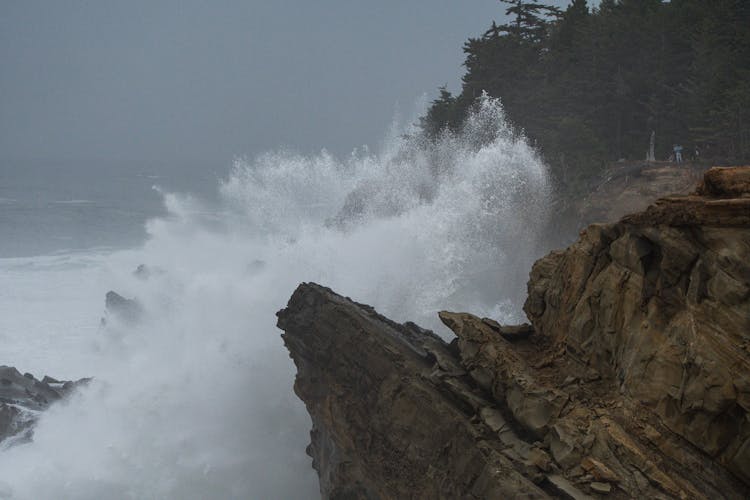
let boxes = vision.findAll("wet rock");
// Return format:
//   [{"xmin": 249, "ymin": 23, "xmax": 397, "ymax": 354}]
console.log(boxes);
[
  {"xmin": 279, "ymin": 282, "xmax": 750, "ymax": 498},
  {"xmin": 105, "ymin": 291, "xmax": 143, "ymax": 324},
  {"xmin": 277, "ymin": 283, "xmax": 548, "ymax": 499},
  {"xmin": 277, "ymin": 167, "xmax": 750, "ymax": 499},
  {"xmin": 0, "ymin": 366, "xmax": 89, "ymax": 445}
]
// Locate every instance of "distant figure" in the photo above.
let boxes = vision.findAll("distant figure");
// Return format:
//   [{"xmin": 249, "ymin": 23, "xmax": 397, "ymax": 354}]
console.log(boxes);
[
  {"xmin": 694, "ymin": 146, "xmax": 700, "ymax": 160},
  {"xmin": 647, "ymin": 131, "xmax": 656, "ymax": 162},
  {"xmin": 673, "ymin": 144, "xmax": 683, "ymax": 163}
]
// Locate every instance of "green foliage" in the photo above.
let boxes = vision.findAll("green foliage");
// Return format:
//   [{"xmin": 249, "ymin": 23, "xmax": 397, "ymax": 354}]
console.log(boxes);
[
  {"xmin": 419, "ymin": 87, "xmax": 461, "ymax": 138},
  {"xmin": 422, "ymin": 0, "xmax": 750, "ymax": 188}
]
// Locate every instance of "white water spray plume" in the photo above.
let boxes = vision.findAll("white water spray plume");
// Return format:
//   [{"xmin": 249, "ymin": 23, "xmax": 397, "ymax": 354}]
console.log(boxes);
[{"xmin": 0, "ymin": 96, "xmax": 550, "ymax": 499}]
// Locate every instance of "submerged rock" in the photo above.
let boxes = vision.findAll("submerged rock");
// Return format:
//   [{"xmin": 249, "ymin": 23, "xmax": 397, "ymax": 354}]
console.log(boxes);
[
  {"xmin": 0, "ymin": 366, "xmax": 89, "ymax": 445},
  {"xmin": 277, "ymin": 167, "xmax": 750, "ymax": 498}
]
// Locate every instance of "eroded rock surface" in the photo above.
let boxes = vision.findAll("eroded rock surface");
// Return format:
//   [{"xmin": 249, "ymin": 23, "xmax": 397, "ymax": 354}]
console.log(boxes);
[
  {"xmin": 526, "ymin": 166, "xmax": 750, "ymax": 485},
  {"xmin": 278, "ymin": 167, "xmax": 750, "ymax": 499}
]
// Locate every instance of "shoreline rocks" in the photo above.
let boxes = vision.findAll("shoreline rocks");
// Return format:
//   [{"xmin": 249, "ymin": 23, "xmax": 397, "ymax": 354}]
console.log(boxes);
[
  {"xmin": 104, "ymin": 290, "xmax": 143, "ymax": 325},
  {"xmin": 0, "ymin": 366, "xmax": 89, "ymax": 446}
]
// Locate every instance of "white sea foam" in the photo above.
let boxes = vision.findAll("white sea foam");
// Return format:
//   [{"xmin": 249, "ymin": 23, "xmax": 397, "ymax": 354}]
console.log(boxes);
[{"xmin": 0, "ymin": 96, "xmax": 550, "ymax": 499}]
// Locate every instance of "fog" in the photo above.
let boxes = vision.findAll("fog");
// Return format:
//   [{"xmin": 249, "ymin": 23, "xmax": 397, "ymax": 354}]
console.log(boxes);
[
  {"xmin": 0, "ymin": 96, "xmax": 551, "ymax": 498},
  {"xmin": 1, "ymin": 0, "xmax": 494, "ymax": 167},
  {"xmin": 0, "ymin": 0, "xmax": 577, "ymax": 169}
]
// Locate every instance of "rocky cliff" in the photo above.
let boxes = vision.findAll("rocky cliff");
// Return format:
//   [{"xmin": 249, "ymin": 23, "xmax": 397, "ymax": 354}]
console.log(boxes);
[
  {"xmin": 525, "ymin": 166, "xmax": 750, "ymax": 488},
  {"xmin": 277, "ymin": 166, "xmax": 750, "ymax": 499}
]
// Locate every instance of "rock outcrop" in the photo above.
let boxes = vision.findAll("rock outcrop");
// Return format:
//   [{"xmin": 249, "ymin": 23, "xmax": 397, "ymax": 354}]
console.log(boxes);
[
  {"xmin": 278, "ymin": 284, "xmax": 552, "ymax": 499},
  {"xmin": 104, "ymin": 290, "xmax": 142, "ymax": 324},
  {"xmin": 0, "ymin": 366, "xmax": 89, "ymax": 446},
  {"xmin": 278, "ymin": 166, "xmax": 750, "ymax": 499},
  {"xmin": 525, "ymin": 166, "xmax": 750, "ymax": 486}
]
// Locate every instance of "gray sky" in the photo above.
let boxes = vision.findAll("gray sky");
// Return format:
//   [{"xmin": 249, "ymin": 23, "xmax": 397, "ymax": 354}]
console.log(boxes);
[{"xmin": 1, "ymin": 1, "xmax": 575, "ymax": 167}]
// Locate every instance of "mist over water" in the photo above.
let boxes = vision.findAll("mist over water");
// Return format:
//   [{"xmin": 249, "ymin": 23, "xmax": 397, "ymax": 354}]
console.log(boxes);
[{"xmin": 0, "ymin": 97, "xmax": 550, "ymax": 499}]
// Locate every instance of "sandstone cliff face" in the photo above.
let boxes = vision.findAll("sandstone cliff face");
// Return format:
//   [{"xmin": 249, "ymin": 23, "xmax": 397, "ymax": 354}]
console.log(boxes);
[
  {"xmin": 278, "ymin": 166, "xmax": 750, "ymax": 499},
  {"xmin": 526, "ymin": 166, "xmax": 750, "ymax": 484}
]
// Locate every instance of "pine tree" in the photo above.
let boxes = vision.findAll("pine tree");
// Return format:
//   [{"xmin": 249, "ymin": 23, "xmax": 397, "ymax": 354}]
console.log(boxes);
[
  {"xmin": 420, "ymin": 0, "xmax": 750, "ymax": 183},
  {"xmin": 498, "ymin": 1, "xmax": 561, "ymax": 44}
]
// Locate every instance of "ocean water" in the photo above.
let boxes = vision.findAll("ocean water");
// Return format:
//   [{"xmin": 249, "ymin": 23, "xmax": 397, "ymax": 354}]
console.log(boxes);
[{"xmin": 0, "ymin": 97, "xmax": 550, "ymax": 499}]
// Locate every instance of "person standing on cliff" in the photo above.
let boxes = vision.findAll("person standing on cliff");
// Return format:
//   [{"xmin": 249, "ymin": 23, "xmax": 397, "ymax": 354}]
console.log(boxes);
[{"xmin": 673, "ymin": 144, "xmax": 684, "ymax": 163}]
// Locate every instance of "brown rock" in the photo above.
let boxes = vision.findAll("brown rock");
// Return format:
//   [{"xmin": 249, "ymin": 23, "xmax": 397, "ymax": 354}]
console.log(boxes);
[
  {"xmin": 277, "ymin": 168, "xmax": 750, "ymax": 499},
  {"xmin": 581, "ymin": 457, "xmax": 619, "ymax": 483},
  {"xmin": 277, "ymin": 283, "xmax": 548, "ymax": 499},
  {"xmin": 481, "ymin": 317, "xmax": 535, "ymax": 340},
  {"xmin": 525, "ymin": 167, "xmax": 750, "ymax": 484},
  {"xmin": 697, "ymin": 166, "xmax": 750, "ymax": 198}
]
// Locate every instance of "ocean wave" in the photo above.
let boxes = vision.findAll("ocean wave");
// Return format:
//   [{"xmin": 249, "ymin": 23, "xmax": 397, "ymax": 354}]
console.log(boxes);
[{"xmin": 0, "ymin": 96, "xmax": 551, "ymax": 499}]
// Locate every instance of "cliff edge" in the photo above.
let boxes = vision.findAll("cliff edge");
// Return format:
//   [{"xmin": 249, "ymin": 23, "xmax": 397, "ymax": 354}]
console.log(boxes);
[{"xmin": 277, "ymin": 166, "xmax": 750, "ymax": 499}]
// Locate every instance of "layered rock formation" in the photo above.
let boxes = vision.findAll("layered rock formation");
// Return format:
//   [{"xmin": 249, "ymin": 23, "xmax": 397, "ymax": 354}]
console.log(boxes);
[
  {"xmin": 0, "ymin": 366, "xmax": 89, "ymax": 446},
  {"xmin": 278, "ymin": 284, "xmax": 552, "ymax": 499},
  {"xmin": 526, "ymin": 166, "xmax": 750, "ymax": 487},
  {"xmin": 278, "ymin": 166, "xmax": 750, "ymax": 499}
]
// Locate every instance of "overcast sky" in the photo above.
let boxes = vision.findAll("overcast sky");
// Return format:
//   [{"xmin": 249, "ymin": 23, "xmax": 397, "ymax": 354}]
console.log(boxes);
[{"xmin": 1, "ymin": 1, "xmax": 575, "ymax": 168}]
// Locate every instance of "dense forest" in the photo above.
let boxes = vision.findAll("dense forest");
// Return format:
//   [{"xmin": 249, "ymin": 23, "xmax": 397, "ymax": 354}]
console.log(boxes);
[{"xmin": 421, "ymin": 0, "xmax": 750, "ymax": 189}]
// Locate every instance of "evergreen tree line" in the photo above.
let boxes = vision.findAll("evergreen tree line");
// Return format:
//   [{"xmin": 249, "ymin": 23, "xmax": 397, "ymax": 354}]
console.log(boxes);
[{"xmin": 421, "ymin": 0, "xmax": 750, "ymax": 188}]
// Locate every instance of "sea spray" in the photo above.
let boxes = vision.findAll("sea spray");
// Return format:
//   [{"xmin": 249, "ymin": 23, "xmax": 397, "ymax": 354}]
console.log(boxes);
[{"xmin": 0, "ymin": 96, "xmax": 550, "ymax": 498}]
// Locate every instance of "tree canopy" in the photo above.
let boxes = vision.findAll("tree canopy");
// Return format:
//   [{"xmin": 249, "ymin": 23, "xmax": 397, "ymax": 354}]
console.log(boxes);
[{"xmin": 421, "ymin": 0, "xmax": 750, "ymax": 188}]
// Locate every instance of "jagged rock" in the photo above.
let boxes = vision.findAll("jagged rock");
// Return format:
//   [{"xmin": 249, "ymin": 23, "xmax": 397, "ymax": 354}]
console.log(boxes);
[
  {"xmin": 277, "ymin": 167, "xmax": 750, "ymax": 498},
  {"xmin": 277, "ymin": 283, "xmax": 549, "ymax": 499},
  {"xmin": 580, "ymin": 457, "xmax": 619, "ymax": 484},
  {"xmin": 480, "ymin": 317, "xmax": 534, "ymax": 340},
  {"xmin": 278, "ymin": 282, "xmax": 750, "ymax": 498},
  {"xmin": 0, "ymin": 366, "xmax": 89, "ymax": 445},
  {"xmin": 438, "ymin": 311, "xmax": 568, "ymax": 439},
  {"xmin": 525, "ymin": 166, "xmax": 750, "ymax": 484},
  {"xmin": 105, "ymin": 291, "xmax": 142, "ymax": 324}
]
